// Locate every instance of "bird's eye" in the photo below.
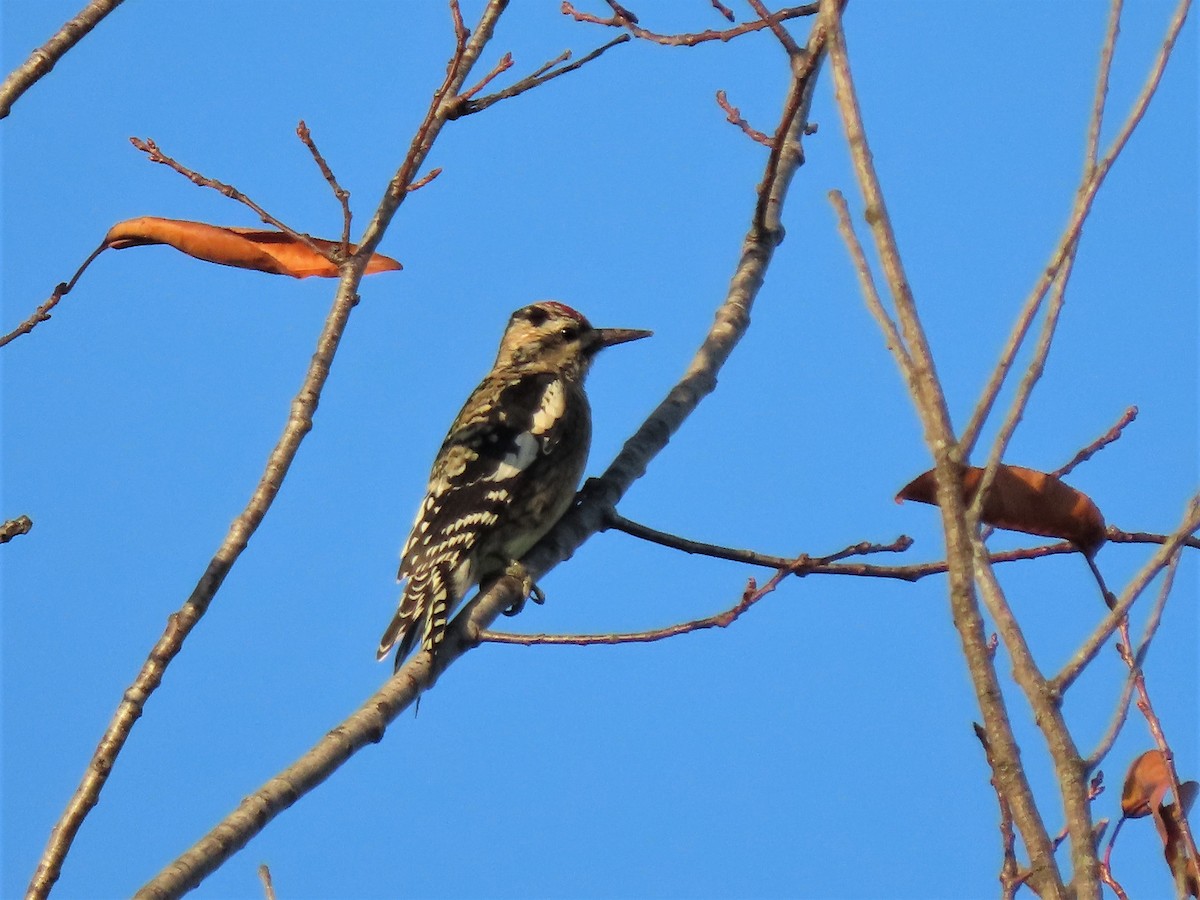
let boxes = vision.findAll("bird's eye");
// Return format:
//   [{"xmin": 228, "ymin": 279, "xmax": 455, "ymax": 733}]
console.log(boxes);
[{"xmin": 559, "ymin": 325, "xmax": 578, "ymax": 340}]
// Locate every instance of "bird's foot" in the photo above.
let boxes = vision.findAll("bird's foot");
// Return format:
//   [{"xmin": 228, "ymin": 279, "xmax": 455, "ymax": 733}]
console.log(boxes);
[{"xmin": 501, "ymin": 561, "xmax": 545, "ymax": 616}]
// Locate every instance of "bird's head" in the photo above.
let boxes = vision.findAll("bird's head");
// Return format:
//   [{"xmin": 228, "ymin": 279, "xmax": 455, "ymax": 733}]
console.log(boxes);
[{"xmin": 496, "ymin": 301, "xmax": 651, "ymax": 379}]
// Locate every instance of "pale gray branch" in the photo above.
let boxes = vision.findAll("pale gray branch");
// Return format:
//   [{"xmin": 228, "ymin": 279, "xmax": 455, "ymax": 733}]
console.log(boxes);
[{"xmin": 0, "ymin": 0, "xmax": 125, "ymax": 120}]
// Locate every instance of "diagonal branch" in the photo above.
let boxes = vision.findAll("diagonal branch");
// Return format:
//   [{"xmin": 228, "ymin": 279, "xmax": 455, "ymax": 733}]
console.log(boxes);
[
  {"xmin": 1053, "ymin": 494, "xmax": 1200, "ymax": 695},
  {"xmin": 448, "ymin": 34, "xmax": 630, "ymax": 118},
  {"xmin": 959, "ymin": 0, "xmax": 1193, "ymax": 456},
  {"xmin": 1052, "ymin": 406, "xmax": 1137, "ymax": 479},
  {"xmin": 296, "ymin": 120, "xmax": 353, "ymax": 252},
  {"xmin": 0, "ymin": 0, "xmax": 126, "ymax": 120}
]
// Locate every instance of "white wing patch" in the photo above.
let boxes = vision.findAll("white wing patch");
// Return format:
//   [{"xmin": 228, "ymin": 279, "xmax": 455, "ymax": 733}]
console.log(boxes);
[
  {"xmin": 482, "ymin": 380, "xmax": 564, "ymax": 482},
  {"xmin": 484, "ymin": 431, "xmax": 538, "ymax": 482},
  {"xmin": 531, "ymin": 379, "xmax": 565, "ymax": 436}
]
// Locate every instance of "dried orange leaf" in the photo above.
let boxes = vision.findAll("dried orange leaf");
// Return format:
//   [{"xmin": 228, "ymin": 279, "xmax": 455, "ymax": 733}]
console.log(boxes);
[
  {"xmin": 896, "ymin": 464, "xmax": 1106, "ymax": 554},
  {"xmin": 103, "ymin": 216, "xmax": 401, "ymax": 278},
  {"xmin": 1122, "ymin": 749, "xmax": 1171, "ymax": 819}
]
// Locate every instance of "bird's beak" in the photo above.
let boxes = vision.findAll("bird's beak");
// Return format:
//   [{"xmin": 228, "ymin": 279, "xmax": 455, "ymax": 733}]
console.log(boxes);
[{"xmin": 595, "ymin": 327, "xmax": 653, "ymax": 349}]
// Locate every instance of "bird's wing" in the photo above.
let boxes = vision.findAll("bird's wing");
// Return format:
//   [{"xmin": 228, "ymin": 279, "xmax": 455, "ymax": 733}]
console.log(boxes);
[
  {"xmin": 396, "ymin": 372, "xmax": 566, "ymax": 580},
  {"xmin": 377, "ymin": 373, "xmax": 571, "ymax": 663}
]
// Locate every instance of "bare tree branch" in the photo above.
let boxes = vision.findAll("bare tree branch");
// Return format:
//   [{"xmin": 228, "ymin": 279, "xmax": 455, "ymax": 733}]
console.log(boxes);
[
  {"xmin": 960, "ymin": 0, "xmax": 1193, "ymax": 456},
  {"xmin": 1, "ymin": 515, "xmax": 34, "ymax": 543},
  {"xmin": 448, "ymin": 34, "xmax": 630, "ymax": 118},
  {"xmin": 561, "ymin": 1, "xmax": 819, "ymax": 47},
  {"xmin": 1054, "ymin": 495, "xmax": 1200, "ymax": 695},
  {"xmin": 296, "ymin": 120, "xmax": 353, "ymax": 253},
  {"xmin": 0, "ymin": 0, "xmax": 125, "ymax": 120},
  {"xmin": 1053, "ymin": 406, "xmax": 1138, "ymax": 479}
]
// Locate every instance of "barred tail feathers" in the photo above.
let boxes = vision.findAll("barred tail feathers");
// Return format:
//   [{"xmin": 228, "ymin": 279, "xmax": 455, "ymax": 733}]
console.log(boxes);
[{"xmin": 377, "ymin": 554, "xmax": 475, "ymax": 667}]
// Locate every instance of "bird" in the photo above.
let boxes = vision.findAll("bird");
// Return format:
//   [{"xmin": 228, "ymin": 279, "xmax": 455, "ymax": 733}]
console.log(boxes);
[{"xmin": 377, "ymin": 301, "xmax": 651, "ymax": 668}]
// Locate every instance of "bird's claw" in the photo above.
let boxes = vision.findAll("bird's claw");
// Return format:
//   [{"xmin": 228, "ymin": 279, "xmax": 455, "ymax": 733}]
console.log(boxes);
[{"xmin": 501, "ymin": 561, "xmax": 544, "ymax": 616}]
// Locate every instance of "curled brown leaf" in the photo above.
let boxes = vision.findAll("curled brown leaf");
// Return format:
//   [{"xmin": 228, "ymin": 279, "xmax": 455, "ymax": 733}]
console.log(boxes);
[
  {"xmin": 104, "ymin": 216, "xmax": 402, "ymax": 278},
  {"xmin": 897, "ymin": 464, "xmax": 1106, "ymax": 554}
]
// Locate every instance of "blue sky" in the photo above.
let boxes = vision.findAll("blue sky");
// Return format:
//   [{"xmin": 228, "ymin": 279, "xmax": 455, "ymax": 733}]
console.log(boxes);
[{"xmin": 2, "ymin": 2, "xmax": 1196, "ymax": 898}]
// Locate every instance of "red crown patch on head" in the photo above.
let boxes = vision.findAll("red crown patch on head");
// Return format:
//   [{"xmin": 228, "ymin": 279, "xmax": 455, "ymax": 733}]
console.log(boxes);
[{"xmin": 539, "ymin": 301, "xmax": 588, "ymax": 323}]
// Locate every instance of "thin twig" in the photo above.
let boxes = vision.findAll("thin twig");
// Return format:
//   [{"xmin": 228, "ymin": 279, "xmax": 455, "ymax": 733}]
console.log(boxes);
[
  {"xmin": 449, "ymin": 35, "xmax": 629, "ymax": 118},
  {"xmin": 406, "ymin": 168, "xmax": 443, "ymax": 192},
  {"xmin": 0, "ymin": 0, "xmax": 126, "ymax": 119},
  {"xmin": 715, "ymin": 89, "xmax": 774, "ymax": 146},
  {"xmin": 1086, "ymin": 671, "xmax": 1138, "ymax": 774},
  {"xmin": 1, "ymin": 515, "xmax": 34, "ymax": 543},
  {"xmin": 482, "ymin": 534, "xmax": 912, "ymax": 646},
  {"xmin": 128, "ymin": 137, "xmax": 333, "ymax": 263},
  {"xmin": 459, "ymin": 51, "xmax": 514, "ymax": 101},
  {"xmin": 1101, "ymin": 817, "xmax": 1132, "ymax": 900},
  {"xmin": 531, "ymin": 49, "xmax": 572, "ymax": 79},
  {"xmin": 1054, "ymin": 495, "xmax": 1200, "ymax": 695},
  {"xmin": 0, "ymin": 240, "xmax": 107, "ymax": 348},
  {"xmin": 1053, "ymin": 406, "xmax": 1138, "ymax": 479},
  {"xmin": 959, "ymin": 0, "xmax": 1192, "ymax": 456},
  {"xmin": 711, "ymin": 0, "xmax": 735, "ymax": 22},
  {"xmin": 1087, "ymin": 0, "xmax": 1124, "ymax": 171},
  {"xmin": 968, "ymin": 247, "xmax": 1079, "ymax": 527},
  {"xmin": 746, "ymin": 0, "xmax": 804, "ymax": 56},
  {"xmin": 974, "ymin": 723, "xmax": 1025, "ymax": 899},
  {"xmin": 257, "ymin": 864, "xmax": 277, "ymax": 900},
  {"xmin": 606, "ymin": 509, "xmax": 910, "ymax": 567},
  {"xmin": 827, "ymin": 189, "xmax": 916, "ymax": 394},
  {"xmin": 483, "ymin": 568, "xmax": 791, "ymax": 646},
  {"xmin": 296, "ymin": 120, "xmax": 352, "ymax": 253},
  {"xmin": 561, "ymin": 1, "xmax": 819, "ymax": 47}
]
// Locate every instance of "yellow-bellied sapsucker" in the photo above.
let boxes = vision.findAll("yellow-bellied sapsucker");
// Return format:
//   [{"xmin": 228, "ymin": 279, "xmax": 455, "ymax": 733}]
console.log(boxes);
[{"xmin": 377, "ymin": 301, "xmax": 651, "ymax": 667}]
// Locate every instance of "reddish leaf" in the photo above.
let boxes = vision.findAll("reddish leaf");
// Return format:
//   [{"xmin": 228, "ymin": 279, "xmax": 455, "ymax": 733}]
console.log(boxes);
[
  {"xmin": 1122, "ymin": 750, "xmax": 1172, "ymax": 819},
  {"xmin": 1121, "ymin": 752, "xmax": 1200, "ymax": 896},
  {"xmin": 896, "ymin": 464, "xmax": 1106, "ymax": 554},
  {"xmin": 103, "ymin": 216, "xmax": 401, "ymax": 278}
]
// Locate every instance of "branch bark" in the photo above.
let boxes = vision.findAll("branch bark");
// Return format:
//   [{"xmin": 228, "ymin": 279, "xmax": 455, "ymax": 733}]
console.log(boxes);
[{"xmin": 0, "ymin": 0, "xmax": 125, "ymax": 119}]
